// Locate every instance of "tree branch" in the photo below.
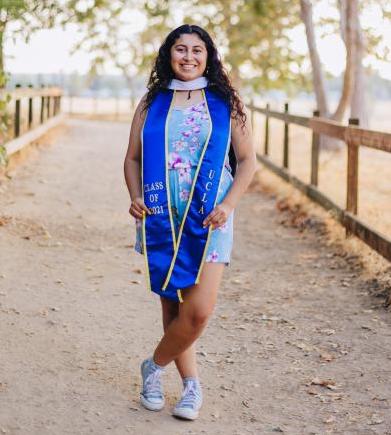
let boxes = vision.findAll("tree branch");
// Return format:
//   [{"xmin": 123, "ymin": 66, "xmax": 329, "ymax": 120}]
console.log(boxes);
[
  {"xmin": 299, "ymin": 0, "xmax": 329, "ymax": 116},
  {"xmin": 331, "ymin": 0, "xmax": 357, "ymax": 121}
]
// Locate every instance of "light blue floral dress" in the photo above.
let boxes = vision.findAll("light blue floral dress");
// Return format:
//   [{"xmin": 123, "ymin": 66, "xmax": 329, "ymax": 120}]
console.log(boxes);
[{"xmin": 135, "ymin": 99, "xmax": 234, "ymax": 264}]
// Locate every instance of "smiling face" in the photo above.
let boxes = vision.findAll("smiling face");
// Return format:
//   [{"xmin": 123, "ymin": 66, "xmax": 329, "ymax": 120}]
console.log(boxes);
[{"xmin": 170, "ymin": 33, "xmax": 208, "ymax": 81}]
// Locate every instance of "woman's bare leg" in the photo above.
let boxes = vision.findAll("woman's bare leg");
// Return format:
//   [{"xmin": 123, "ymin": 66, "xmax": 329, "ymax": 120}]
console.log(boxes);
[
  {"xmin": 160, "ymin": 298, "xmax": 198, "ymax": 378},
  {"xmin": 153, "ymin": 263, "xmax": 225, "ymax": 366}
]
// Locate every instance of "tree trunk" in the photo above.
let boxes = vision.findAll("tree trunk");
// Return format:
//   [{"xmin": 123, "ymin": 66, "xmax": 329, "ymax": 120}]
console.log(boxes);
[
  {"xmin": 0, "ymin": 21, "xmax": 5, "ymax": 81},
  {"xmin": 298, "ymin": 0, "xmax": 369, "ymax": 148},
  {"xmin": 350, "ymin": 1, "xmax": 368, "ymax": 127},
  {"xmin": 331, "ymin": 0, "xmax": 356, "ymax": 122},
  {"xmin": 0, "ymin": 4, "xmax": 8, "ymax": 82},
  {"xmin": 299, "ymin": 0, "xmax": 329, "ymax": 117}
]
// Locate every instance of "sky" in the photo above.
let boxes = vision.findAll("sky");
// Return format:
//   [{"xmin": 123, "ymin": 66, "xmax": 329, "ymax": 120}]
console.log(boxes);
[{"xmin": 5, "ymin": 3, "xmax": 391, "ymax": 80}]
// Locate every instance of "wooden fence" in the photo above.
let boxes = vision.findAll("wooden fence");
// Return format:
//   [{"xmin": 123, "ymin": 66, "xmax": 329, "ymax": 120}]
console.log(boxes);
[
  {"xmin": 249, "ymin": 103, "xmax": 391, "ymax": 262},
  {"xmin": 0, "ymin": 86, "xmax": 63, "ymax": 156}
]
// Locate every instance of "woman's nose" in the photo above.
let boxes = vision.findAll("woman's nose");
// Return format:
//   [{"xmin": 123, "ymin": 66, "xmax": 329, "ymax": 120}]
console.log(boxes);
[{"xmin": 183, "ymin": 49, "xmax": 193, "ymax": 61}]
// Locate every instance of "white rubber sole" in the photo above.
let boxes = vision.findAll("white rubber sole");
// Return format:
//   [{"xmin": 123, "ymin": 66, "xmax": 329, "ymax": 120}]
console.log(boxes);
[
  {"xmin": 172, "ymin": 407, "xmax": 200, "ymax": 420},
  {"xmin": 140, "ymin": 394, "xmax": 165, "ymax": 411}
]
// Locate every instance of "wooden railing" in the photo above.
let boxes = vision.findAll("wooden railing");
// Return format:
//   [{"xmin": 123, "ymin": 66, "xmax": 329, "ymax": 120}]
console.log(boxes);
[
  {"xmin": 249, "ymin": 103, "xmax": 391, "ymax": 262},
  {"xmin": 0, "ymin": 86, "xmax": 63, "ymax": 156},
  {"xmin": 6, "ymin": 86, "xmax": 62, "ymax": 138}
]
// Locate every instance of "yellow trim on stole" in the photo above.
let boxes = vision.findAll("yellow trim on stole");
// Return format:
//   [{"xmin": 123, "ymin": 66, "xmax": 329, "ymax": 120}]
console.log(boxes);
[
  {"xmin": 141, "ymin": 212, "xmax": 152, "ymax": 291},
  {"xmin": 161, "ymin": 89, "xmax": 214, "ymax": 291},
  {"xmin": 195, "ymin": 117, "xmax": 232, "ymax": 284},
  {"xmin": 165, "ymin": 90, "xmax": 178, "ymax": 249}
]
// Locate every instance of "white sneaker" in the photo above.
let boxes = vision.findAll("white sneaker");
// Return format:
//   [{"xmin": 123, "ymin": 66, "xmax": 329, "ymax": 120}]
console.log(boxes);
[
  {"xmin": 172, "ymin": 377, "xmax": 203, "ymax": 420},
  {"xmin": 140, "ymin": 357, "xmax": 165, "ymax": 411}
]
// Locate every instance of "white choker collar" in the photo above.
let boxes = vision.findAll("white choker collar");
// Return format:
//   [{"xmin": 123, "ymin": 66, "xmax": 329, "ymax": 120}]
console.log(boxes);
[{"xmin": 167, "ymin": 76, "xmax": 208, "ymax": 91}]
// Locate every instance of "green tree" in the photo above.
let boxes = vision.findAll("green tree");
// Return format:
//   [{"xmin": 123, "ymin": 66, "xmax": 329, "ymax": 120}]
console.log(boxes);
[
  {"xmin": 300, "ymin": 0, "xmax": 391, "ymax": 127},
  {"xmin": 0, "ymin": 0, "xmax": 105, "ymax": 149},
  {"xmin": 0, "ymin": 1, "xmax": 67, "ymax": 79},
  {"xmin": 70, "ymin": 0, "xmax": 307, "ymax": 95},
  {"xmin": 184, "ymin": 0, "xmax": 307, "ymax": 94},
  {"xmin": 0, "ymin": 0, "xmax": 69, "ymax": 150},
  {"xmin": 0, "ymin": 0, "xmax": 111, "ymax": 81},
  {"xmin": 69, "ymin": 0, "xmax": 171, "ymax": 87}
]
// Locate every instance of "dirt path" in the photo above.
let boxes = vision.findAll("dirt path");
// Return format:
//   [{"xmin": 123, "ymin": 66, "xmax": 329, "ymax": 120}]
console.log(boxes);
[{"xmin": 0, "ymin": 118, "xmax": 390, "ymax": 435}]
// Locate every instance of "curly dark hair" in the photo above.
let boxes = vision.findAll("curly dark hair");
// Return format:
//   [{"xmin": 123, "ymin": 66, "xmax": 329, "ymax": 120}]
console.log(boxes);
[{"xmin": 143, "ymin": 24, "xmax": 246, "ymax": 130}]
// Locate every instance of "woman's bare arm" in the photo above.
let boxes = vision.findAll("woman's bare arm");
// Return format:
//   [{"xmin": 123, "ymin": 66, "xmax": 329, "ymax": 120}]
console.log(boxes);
[
  {"xmin": 123, "ymin": 96, "xmax": 151, "ymax": 218},
  {"xmin": 221, "ymin": 105, "xmax": 256, "ymax": 209}
]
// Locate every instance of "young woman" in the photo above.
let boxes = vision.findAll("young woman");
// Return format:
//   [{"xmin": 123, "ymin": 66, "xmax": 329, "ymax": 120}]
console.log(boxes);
[{"xmin": 123, "ymin": 24, "xmax": 256, "ymax": 420}]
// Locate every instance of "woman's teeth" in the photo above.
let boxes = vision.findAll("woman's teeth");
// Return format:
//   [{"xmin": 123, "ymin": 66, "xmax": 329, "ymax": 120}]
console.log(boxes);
[{"xmin": 181, "ymin": 64, "xmax": 196, "ymax": 70}]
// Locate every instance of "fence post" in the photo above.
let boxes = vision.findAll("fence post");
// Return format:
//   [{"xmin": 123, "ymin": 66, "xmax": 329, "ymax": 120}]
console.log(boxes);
[
  {"xmin": 28, "ymin": 84, "xmax": 33, "ymax": 130},
  {"xmin": 283, "ymin": 102, "xmax": 289, "ymax": 168},
  {"xmin": 40, "ymin": 85, "xmax": 45, "ymax": 123},
  {"xmin": 346, "ymin": 118, "xmax": 360, "ymax": 235},
  {"xmin": 52, "ymin": 94, "xmax": 61, "ymax": 115},
  {"xmin": 46, "ymin": 92, "xmax": 50, "ymax": 118},
  {"xmin": 264, "ymin": 103, "xmax": 270, "ymax": 155},
  {"xmin": 54, "ymin": 95, "xmax": 58, "ymax": 116},
  {"xmin": 250, "ymin": 99, "xmax": 255, "ymax": 140},
  {"xmin": 14, "ymin": 84, "xmax": 21, "ymax": 138},
  {"xmin": 53, "ymin": 96, "xmax": 57, "ymax": 115},
  {"xmin": 310, "ymin": 110, "xmax": 320, "ymax": 186}
]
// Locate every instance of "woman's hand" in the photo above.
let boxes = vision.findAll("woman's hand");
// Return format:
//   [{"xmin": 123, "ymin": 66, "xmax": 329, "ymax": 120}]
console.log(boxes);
[
  {"xmin": 129, "ymin": 197, "xmax": 151, "ymax": 219},
  {"xmin": 202, "ymin": 201, "xmax": 233, "ymax": 229}
]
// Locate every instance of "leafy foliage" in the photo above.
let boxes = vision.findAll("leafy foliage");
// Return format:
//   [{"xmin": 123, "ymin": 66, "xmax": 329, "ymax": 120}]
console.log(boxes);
[
  {"xmin": 184, "ymin": 0, "xmax": 308, "ymax": 94},
  {"xmin": 0, "ymin": 0, "xmax": 69, "ymax": 157},
  {"xmin": 0, "ymin": 72, "xmax": 10, "ymax": 164},
  {"xmin": 70, "ymin": 0, "xmax": 391, "ymax": 99},
  {"xmin": 70, "ymin": 0, "xmax": 309, "ymax": 94}
]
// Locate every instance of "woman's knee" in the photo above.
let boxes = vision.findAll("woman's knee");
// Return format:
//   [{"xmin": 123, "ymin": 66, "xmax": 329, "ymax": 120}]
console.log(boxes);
[{"xmin": 184, "ymin": 307, "xmax": 214, "ymax": 333}]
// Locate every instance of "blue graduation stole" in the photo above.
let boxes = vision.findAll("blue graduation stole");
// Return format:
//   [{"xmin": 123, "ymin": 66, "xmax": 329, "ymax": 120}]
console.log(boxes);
[{"xmin": 141, "ymin": 87, "xmax": 231, "ymax": 302}]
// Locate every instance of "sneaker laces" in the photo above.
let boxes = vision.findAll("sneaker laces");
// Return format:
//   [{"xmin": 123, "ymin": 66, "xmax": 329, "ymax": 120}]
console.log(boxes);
[
  {"xmin": 143, "ymin": 367, "xmax": 163, "ymax": 399},
  {"xmin": 177, "ymin": 380, "xmax": 202, "ymax": 409}
]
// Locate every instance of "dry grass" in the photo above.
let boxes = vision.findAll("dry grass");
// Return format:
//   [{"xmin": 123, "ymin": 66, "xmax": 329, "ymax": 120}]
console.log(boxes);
[
  {"xmin": 250, "ymin": 167, "xmax": 391, "ymax": 307},
  {"xmin": 0, "ymin": 124, "xmax": 68, "ymax": 180}
]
